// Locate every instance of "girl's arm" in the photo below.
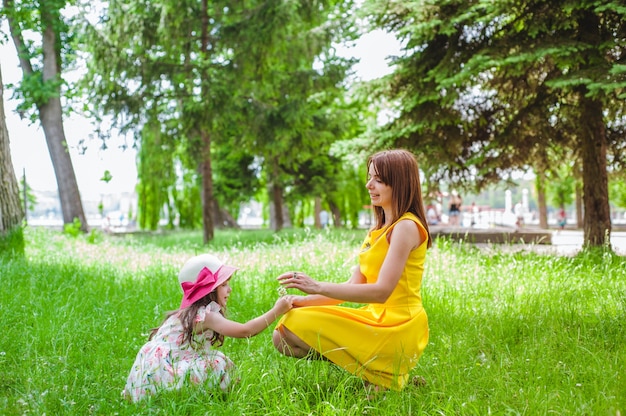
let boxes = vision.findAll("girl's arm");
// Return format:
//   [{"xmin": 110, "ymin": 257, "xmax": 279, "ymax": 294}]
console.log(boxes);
[
  {"xmin": 279, "ymin": 219, "xmax": 423, "ymax": 304},
  {"xmin": 200, "ymin": 296, "xmax": 292, "ymax": 339}
]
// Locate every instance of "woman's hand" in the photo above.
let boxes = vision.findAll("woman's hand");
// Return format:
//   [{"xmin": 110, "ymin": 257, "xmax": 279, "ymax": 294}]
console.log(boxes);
[
  {"xmin": 289, "ymin": 294, "xmax": 313, "ymax": 308},
  {"xmin": 277, "ymin": 271, "xmax": 322, "ymax": 295}
]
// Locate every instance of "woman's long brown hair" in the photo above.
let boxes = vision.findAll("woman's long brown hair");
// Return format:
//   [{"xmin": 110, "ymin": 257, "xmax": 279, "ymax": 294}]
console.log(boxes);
[{"xmin": 367, "ymin": 149, "xmax": 432, "ymax": 248}]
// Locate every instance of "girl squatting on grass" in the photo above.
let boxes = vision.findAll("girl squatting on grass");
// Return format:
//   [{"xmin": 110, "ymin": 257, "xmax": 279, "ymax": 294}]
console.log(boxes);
[
  {"xmin": 273, "ymin": 149, "xmax": 432, "ymax": 394},
  {"xmin": 123, "ymin": 254, "xmax": 293, "ymax": 402}
]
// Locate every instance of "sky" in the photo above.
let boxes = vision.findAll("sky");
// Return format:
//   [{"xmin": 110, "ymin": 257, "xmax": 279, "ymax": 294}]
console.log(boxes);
[{"xmin": 3, "ymin": 26, "xmax": 401, "ymax": 201}]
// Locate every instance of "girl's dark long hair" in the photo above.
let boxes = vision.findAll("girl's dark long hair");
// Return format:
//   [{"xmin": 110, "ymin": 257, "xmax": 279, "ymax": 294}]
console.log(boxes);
[
  {"xmin": 367, "ymin": 149, "xmax": 432, "ymax": 248},
  {"xmin": 149, "ymin": 291, "xmax": 225, "ymax": 348}
]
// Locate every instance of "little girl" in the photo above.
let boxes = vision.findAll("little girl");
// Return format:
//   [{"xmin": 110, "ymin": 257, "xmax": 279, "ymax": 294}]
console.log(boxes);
[{"xmin": 123, "ymin": 253, "xmax": 293, "ymax": 402}]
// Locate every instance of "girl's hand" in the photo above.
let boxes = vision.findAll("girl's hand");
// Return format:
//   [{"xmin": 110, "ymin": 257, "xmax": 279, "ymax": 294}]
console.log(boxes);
[
  {"xmin": 274, "ymin": 295, "xmax": 294, "ymax": 315},
  {"xmin": 277, "ymin": 271, "xmax": 322, "ymax": 295}
]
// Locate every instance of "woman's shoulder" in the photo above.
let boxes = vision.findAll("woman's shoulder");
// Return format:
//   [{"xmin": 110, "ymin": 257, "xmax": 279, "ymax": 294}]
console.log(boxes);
[
  {"xmin": 394, "ymin": 214, "xmax": 422, "ymax": 231},
  {"xmin": 398, "ymin": 212, "xmax": 422, "ymax": 224},
  {"xmin": 395, "ymin": 213, "xmax": 428, "ymax": 242}
]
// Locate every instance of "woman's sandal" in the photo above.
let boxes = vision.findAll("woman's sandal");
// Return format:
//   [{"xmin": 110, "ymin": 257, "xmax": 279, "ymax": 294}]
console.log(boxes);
[
  {"xmin": 411, "ymin": 375, "xmax": 427, "ymax": 387},
  {"xmin": 363, "ymin": 376, "xmax": 426, "ymax": 399}
]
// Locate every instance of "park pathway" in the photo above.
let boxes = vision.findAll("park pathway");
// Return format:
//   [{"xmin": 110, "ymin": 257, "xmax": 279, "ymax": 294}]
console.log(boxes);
[{"xmin": 431, "ymin": 226, "xmax": 626, "ymax": 256}]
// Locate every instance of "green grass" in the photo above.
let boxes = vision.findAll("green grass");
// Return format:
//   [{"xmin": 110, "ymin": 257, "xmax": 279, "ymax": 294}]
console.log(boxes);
[{"xmin": 1, "ymin": 227, "xmax": 625, "ymax": 415}]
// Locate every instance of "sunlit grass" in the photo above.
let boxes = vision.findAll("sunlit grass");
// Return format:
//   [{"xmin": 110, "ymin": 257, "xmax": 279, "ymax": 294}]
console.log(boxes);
[{"xmin": 1, "ymin": 227, "xmax": 624, "ymax": 415}]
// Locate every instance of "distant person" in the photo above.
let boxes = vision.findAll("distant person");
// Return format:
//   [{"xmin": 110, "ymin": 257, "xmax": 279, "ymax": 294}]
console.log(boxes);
[
  {"xmin": 123, "ymin": 254, "xmax": 293, "ymax": 402},
  {"xmin": 427, "ymin": 204, "xmax": 439, "ymax": 225},
  {"xmin": 470, "ymin": 201, "xmax": 479, "ymax": 227},
  {"xmin": 448, "ymin": 190, "xmax": 462, "ymax": 226},
  {"xmin": 320, "ymin": 210, "xmax": 329, "ymax": 228},
  {"xmin": 556, "ymin": 207, "xmax": 567, "ymax": 231},
  {"xmin": 273, "ymin": 149, "xmax": 431, "ymax": 395},
  {"xmin": 514, "ymin": 201, "xmax": 524, "ymax": 228}
]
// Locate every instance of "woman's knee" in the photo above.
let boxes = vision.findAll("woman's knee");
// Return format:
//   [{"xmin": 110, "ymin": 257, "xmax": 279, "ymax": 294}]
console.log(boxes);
[
  {"xmin": 273, "ymin": 327, "xmax": 309, "ymax": 357},
  {"xmin": 272, "ymin": 329, "xmax": 285, "ymax": 351}
]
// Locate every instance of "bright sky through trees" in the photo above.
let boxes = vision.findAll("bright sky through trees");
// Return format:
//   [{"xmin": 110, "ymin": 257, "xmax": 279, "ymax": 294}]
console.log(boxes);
[{"xmin": 2, "ymin": 24, "xmax": 400, "ymax": 200}]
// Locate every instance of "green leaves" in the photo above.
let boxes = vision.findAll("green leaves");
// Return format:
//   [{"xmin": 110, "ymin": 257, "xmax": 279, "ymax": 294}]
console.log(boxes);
[{"xmin": 13, "ymin": 70, "xmax": 63, "ymax": 119}]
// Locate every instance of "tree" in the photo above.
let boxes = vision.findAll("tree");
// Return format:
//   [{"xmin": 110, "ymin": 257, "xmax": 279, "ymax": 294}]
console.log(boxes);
[
  {"xmin": 366, "ymin": 0, "xmax": 626, "ymax": 247},
  {"xmin": 211, "ymin": 144, "xmax": 260, "ymax": 227},
  {"xmin": 0, "ymin": 63, "xmax": 24, "ymax": 252},
  {"xmin": 81, "ymin": 0, "xmax": 358, "ymax": 237},
  {"xmin": 547, "ymin": 163, "xmax": 576, "ymax": 211},
  {"xmin": 80, "ymin": 0, "xmax": 242, "ymax": 241},
  {"xmin": 232, "ymin": 0, "xmax": 358, "ymax": 231},
  {"xmin": 2, "ymin": 0, "xmax": 88, "ymax": 232},
  {"xmin": 134, "ymin": 120, "xmax": 176, "ymax": 231},
  {"xmin": 609, "ymin": 174, "xmax": 626, "ymax": 212}
]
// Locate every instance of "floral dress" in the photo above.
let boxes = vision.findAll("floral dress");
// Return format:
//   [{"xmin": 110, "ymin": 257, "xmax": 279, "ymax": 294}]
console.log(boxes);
[{"xmin": 123, "ymin": 301, "xmax": 235, "ymax": 402}]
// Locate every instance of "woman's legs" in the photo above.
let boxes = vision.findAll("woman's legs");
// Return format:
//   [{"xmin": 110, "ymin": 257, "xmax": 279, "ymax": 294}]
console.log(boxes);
[{"xmin": 272, "ymin": 326, "xmax": 314, "ymax": 358}]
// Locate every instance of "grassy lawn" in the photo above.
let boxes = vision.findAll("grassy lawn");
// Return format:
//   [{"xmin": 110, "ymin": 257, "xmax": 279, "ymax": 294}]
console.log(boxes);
[{"xmin": 1, "ymin": 227, "xmax": 624, "ymax": 415}]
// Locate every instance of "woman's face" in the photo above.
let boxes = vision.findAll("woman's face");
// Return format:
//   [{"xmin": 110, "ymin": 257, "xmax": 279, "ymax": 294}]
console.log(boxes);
[
  {"xmin": 366, "ymin": 162, "xmax": 392, "ymax": 209},
  {"xmin": 215, "ymin": 279, "xmax": 232, "ymax": 307}
]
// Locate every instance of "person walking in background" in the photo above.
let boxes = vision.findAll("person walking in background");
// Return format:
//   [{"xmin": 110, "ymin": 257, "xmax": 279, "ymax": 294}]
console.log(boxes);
[
  {"xmin": 515, "ymin": 201, "xmax": 524, "ymax": 229},
  {"xmin": 123, "ymin": 254, "xmax": 293, "ymax": 402},
  {"xmin": 448, "ymin": 190, "xmax": 462, "ymax": 226},
  {"xmin": 557, "ymin": 206, "xmax": 567, "ymax": 231},
  {"xmin": 272, "ymin": 149, "xmax": 431, "ymax": 395},
  {"xmin": 426, "ymin": 203, "xmax": 439, "ymax": 225},
  {"xmin": 470, "ymin": 201, "xmax": 480, "ymax": 227}
]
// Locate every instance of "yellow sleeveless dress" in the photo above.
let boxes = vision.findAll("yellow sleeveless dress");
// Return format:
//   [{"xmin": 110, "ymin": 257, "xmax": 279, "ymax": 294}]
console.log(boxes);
[{"xmin": 276, "ymin": 212, "xmax": 429, "ymax": 389}]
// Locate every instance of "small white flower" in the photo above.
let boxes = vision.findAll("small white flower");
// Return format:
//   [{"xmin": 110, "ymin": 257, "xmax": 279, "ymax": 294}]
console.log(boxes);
[{"xmin": 277, "ymin": 286, "xmax": 287, "ymax": 297}]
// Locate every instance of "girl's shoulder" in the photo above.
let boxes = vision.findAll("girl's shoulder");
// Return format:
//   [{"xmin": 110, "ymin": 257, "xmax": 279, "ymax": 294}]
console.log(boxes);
[{"xmin": 196, "ymin": 301, "xmax": 222, "ymax": 322}]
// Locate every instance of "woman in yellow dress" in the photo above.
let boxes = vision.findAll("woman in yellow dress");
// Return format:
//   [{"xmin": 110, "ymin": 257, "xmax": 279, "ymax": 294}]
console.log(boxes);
[{"xmin": 273, "ymin": 149, "xmax": 432, "ymax": 391}]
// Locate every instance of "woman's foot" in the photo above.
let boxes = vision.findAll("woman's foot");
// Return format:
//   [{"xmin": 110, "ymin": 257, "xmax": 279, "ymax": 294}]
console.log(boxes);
[
  {"xmin": 364, "ymin": 381, "xmax": 387, "ymax": 400},
  {"xmin": 411, "ymin": 375, "xmax": 427, "ymax": 387}
]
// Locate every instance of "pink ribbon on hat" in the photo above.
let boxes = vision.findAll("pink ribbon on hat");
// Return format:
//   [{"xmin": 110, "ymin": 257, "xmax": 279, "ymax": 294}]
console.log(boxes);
[{"xmin": 180, "ymin": 266, "xmax": 221, "ymax": 309}]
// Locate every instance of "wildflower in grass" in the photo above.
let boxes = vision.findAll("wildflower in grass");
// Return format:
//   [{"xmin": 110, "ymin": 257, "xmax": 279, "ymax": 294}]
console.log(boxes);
[{"xmin": 277, "ymin": 286, "xmax": 287, "ymax": 297}]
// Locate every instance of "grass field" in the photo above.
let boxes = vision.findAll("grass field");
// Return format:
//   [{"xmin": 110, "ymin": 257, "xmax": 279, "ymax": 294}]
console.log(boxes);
[{"xmin": 1, "ymin": 227, "xmax": 625, "ymax": 415}]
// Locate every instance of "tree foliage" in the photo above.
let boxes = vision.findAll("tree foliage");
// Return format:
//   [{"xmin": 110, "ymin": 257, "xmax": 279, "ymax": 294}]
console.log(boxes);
[
  {"xmin": 229, "ymin": 0, "xmax": 359, "ymax": 230},
  {"xmin": 365, "ymin": 0, "xmax": 626, "ymax": 246},
  {"xmin": 79, "ymin": 0, "xmax": 361, "ymax": 236}
]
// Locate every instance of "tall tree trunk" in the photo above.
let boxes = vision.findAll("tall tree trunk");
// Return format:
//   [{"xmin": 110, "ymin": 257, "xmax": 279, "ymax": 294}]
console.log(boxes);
[
  {"xmin": 578, "ymin": 93, "xmax": 611, "ymax": 246},
  {"xmin": 329, "ymin": 200, "xmax": 342, "ymax": 228},
  {"xmin": 314, "ymin": 197, "xmax": 322, "ymax": 229},
  {"xmin": 575, "ymin": 180, "xmax": 583, "ymax": 228},
  {"xmin": 6, "ymin": 1, "xmax": 87, "ymax": 231},
  {"xmin": 0, "ymin": 65, "xmax": 25, "ymax": 244},
  {"xmin": 199, "ymin": 0, "xmax": 215, "ymax": 242},
  {"xmin": 211, "ymin": 198, "xmax": 239, "ymax": 229},
  {"xmin": 576, "ymin": 11, "xmax": 611, "ymax": 246},
  {"xmin": 268, "ymin": 158, "xmax": 284, "ymax": 231},
  {"xmin": 200, "ymin": 130, "xmax": 214, "ymax": 243},
  {"xmin": 535, "ymin": 171, "xmax": 548, "ymax": 229}
]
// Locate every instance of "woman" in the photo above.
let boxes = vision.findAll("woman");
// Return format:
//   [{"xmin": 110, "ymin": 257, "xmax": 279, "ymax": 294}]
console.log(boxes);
[
  {"xmin": 273, "ymin": 149, "xmax": 431, "ymax": 391},
  {"xmin": 448, "ymin": 190, "xmax": 462, "ymax": 226}
]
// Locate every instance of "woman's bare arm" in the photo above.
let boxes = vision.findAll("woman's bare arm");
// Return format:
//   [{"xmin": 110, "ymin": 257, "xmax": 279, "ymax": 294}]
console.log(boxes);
[{"xmin": 279, "ymin": 220, "xmax": 423, "ymax": 304}]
